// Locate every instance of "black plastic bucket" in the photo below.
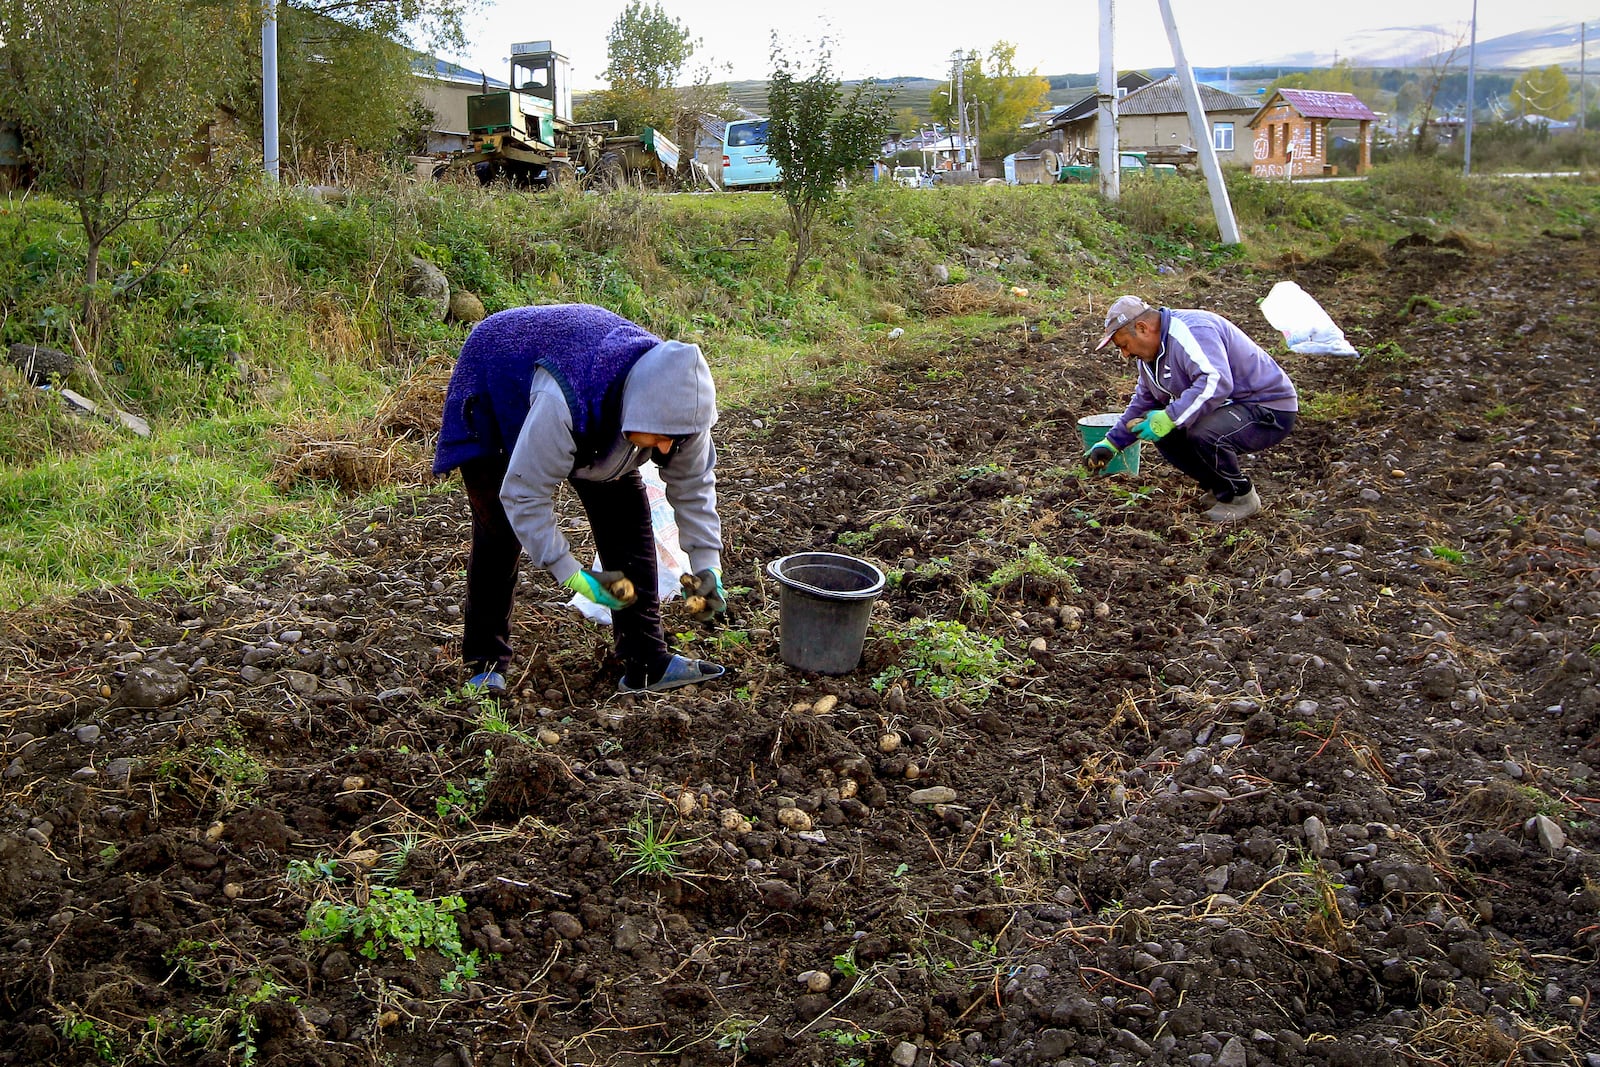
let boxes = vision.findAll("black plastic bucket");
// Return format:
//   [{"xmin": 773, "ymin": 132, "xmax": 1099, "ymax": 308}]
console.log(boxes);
[{"xmin": 766, "ymin": 552, "xmax": 886, "ymax": 675}]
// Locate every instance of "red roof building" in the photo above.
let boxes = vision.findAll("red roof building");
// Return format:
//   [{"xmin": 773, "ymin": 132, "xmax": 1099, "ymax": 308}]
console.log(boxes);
[{"xmin": 1248, "ymin": 88, "xmax": 1379, "ymax": 177}]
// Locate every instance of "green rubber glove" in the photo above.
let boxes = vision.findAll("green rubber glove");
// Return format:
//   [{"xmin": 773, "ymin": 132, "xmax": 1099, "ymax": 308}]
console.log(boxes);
[
  {"xmin": 1133, "ymin": 409, "xmax": 1175, "ymax": 442},
  {"xmin": 1084, "ymin": 440, "xmax": 1118, "ymax": 472},
  {"xmin": 681, "ymin": 567, "xmax": 727, "ymax": 623},
  {"xmin": 563, "ymin": 569, "xmax": 634, "ymax": 609}
]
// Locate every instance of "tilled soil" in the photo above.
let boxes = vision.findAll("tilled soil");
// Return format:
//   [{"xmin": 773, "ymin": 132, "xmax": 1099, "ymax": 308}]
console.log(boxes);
[{"xmin": 2, "ymin": 236, "xmax": 1599, "ymax": 1067}]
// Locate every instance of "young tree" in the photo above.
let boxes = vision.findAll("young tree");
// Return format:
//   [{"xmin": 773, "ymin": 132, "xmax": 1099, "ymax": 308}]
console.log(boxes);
[
  {"xmin": 580, "ymin": 1, "xmax": 698, "ymax": 135},
  {"xmin": 1409, "ymin": 27, "xmax": 1466, "ymax": 154},
  {"xmin": 767, "ymin": 38, "xmax": 892, "ymax": 288},
  {"xmin": 1511, "ymin": 65, "xmax": 1574, "ymax": 120},
  {"xmin": 0, "ymin": 0, "xmax": 250, "ymax": 323},
  {"xmin": 270, "ymin": 6, "xmax": 422, "ymax": 166},
  {"xmin": 929, "ymin": 43, "xmax": 1049, "ymax": 164}
]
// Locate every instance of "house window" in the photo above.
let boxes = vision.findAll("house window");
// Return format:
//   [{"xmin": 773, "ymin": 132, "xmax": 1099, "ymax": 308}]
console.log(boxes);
[{"xmin": 1213, "ymin": 122, "xmax": 1234, "ymax": 152}]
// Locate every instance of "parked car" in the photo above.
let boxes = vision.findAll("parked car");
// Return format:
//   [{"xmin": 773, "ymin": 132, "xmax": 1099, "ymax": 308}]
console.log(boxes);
[
  {"xmin": 892, "ymin": 166, "xmax": 923, "ymax": 188},
  {"xmin": 1057, "ymin": 151, "xmax": 1177, "ymax": 183}
]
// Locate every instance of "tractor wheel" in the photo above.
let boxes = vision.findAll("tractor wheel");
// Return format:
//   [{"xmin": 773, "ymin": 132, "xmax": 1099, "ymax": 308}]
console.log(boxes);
[
  {"xmin": 593, "ymin": 151, "xmax": 626, "ymax": 191},
  {"xmin": 546, "ymin": 160, "xmax": 576, "ymax": 189}
]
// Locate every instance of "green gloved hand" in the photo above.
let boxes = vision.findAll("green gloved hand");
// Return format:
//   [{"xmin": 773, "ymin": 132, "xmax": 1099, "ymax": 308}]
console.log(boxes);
[
  {"xmin": 1084, "ymin": 440, "xmax": 1118, "ymax": 472},
  {"xmin": 564, "ymin": 569, "xmax": 636, "ymax": 609},
  {"xmin": 1132, "ymin": 409, "xmax": 1175, "ymax": 442},
  {"xmin": 680, "ymin": 567, "xmax": 727, "ymax": 623}
]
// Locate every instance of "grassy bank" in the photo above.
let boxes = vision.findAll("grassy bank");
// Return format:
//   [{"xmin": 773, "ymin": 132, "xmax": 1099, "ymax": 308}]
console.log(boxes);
[{"xmin": 1, "ymin": 163, "xmax": 1597, "ymax": 607}]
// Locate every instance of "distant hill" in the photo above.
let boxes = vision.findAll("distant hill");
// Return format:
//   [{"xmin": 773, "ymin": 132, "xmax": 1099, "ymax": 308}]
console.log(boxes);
[{"xmin": 1259, "ymin": 20, "xmax": 1598, "ymax": 70}]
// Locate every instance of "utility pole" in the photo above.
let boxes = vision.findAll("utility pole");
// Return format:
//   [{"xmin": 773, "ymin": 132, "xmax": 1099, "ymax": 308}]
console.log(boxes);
[
  {"xmin": 1157, "ymin": 0, "xmax": 1238, "ymax": 243},
  {"xmin": 952, "ymin": 51, "xmax": 970, "ymax": 168},
  {"xmin": 1581, "ymin": 22, "xmax": 1587, "ymax": 133},
  {"xmin": 262, "ymin": 0, "xmax": 280, "ymax": 181},
  {"xmin": 1464, "ymin": 0, "xmax": 1477, "ymax": 175},
  {"xmin": 1096, "ymin": 0, "xmax": 1119, "ymax": 201}
]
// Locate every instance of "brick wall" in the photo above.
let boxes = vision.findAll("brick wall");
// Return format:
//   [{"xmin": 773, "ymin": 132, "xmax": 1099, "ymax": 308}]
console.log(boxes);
[{"xmin": 1249, "ymin": 103, "xmax": 1328, "ymax": 177}]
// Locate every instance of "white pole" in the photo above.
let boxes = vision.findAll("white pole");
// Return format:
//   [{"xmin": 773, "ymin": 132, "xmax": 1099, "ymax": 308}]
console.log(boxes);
[
  {"xmin": 262, "ymin": 0, "xmax": 280, "ymax": 181},
  {"xmin": 1097, "ymin": 0, "xmax": 1119, "ymax": 201},
  {"xmin": 1157, "ymin": 0, "xmax": 1240, "ymax": 244},
  {"xmin": 1464, "ymin": 0, "xmax": 1477, "ymax": 175}
]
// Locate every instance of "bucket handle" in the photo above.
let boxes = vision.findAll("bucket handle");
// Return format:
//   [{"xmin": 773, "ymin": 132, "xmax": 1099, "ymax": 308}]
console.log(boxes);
[{"xmin": 765, "ymin": 558, "xmax": 883, "ymax": 601}]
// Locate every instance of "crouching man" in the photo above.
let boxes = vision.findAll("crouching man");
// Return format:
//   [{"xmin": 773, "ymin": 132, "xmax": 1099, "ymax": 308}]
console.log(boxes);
[{"xmin": 1086, "ymin": 295, "xmax": 1298, "ymax": 522}]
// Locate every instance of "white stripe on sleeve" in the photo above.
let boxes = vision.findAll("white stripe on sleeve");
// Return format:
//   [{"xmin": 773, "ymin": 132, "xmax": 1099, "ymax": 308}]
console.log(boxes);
[{"xmin": 1165, "ymin": 316, "xmax": 1222, "ymax": 425}]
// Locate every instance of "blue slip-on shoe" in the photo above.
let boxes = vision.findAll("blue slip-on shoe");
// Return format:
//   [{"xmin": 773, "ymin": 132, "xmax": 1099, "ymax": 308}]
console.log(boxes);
[
  {"xmin": 466, "ymin": 669, "xmax": 506, "ymax": 693},
  {"xmin": 618, "ymin": 655, "xmax": 726, "ymax": 694}
]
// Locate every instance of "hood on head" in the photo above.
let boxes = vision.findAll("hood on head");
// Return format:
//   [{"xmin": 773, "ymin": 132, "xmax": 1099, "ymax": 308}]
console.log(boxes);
[{"xmin": 620, "ymin": 340, "xmax": 718, "ymax": 437}]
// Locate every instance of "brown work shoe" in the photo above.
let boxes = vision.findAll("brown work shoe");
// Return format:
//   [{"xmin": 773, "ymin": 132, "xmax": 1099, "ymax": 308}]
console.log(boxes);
[{"xmin": 1203, "ymin": 488, "xmax": 1261, "ymax": 523}]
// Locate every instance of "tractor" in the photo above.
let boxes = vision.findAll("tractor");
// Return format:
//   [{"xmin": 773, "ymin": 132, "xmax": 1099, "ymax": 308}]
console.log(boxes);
[{"xmin": 440, "ymin": 41, "xmax": 687, "ymax": 190}]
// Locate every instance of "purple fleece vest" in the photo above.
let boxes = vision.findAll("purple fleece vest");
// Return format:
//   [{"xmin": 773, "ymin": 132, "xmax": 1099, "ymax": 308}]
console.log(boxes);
[{"xmin": 433, "ymin": 304, "xmax": 661, "ymax": 474}]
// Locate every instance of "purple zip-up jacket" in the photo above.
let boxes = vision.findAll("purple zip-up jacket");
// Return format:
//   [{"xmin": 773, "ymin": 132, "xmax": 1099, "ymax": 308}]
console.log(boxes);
[{"xmin": 1105, "ymin": 307, "xmax": 1298, "ymax": 451}]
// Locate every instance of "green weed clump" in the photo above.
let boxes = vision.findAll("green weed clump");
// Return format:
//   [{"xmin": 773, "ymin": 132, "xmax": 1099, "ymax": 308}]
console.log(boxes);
[
  {"xmin": 301, "ymin": 885, "xmax": 483, "ymax": 990},
  {"xmin": 872, "ymin": 617, "xmax": 1014, "ymax": 704},
  {"xmin": 1360, "ymin": 158, "xmax": 1469, "ymax": 223}
]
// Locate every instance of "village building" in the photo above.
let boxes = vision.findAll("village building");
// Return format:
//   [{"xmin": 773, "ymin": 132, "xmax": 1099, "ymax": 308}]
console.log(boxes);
[
  {"xmin": 412, "ymin": 58, "xmax": 508, "ymax": 155},
  {"xmin": 1045, "ymin": 75, "xmax": 1260, "ymax": 170},
  {"xmin": 1247, "ymin": 87, "xmax": 1377, "ymax": 177}
]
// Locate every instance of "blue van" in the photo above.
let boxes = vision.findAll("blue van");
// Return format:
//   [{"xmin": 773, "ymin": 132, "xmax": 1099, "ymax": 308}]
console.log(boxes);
[{"xmin": 721, "ymin": 118, "xmax": 780, "ymax": 188}]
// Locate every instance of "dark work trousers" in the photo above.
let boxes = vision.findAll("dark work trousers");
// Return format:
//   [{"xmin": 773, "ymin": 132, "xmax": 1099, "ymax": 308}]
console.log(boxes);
[
  {"xmin": 458, "ymin": 456, "xmax": 668, "ymax": 677},
  {"xmin": 1154, "ymin": 403, "xmax": 1297, "ymax": 501}
]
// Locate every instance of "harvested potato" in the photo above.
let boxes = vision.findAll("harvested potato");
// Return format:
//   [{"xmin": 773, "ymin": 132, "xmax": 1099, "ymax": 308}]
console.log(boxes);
[
  {"xmin": 608, "ymin": 577, "xmax": 635, "ymax": 601},
  {"xmin": 685, "ymin": 595, "xmax": 707, "ymax": 614},
  {"xmin": 812, "ymin": 694, "xmax": 838, "ymax": 715},
  {"xmin": 878, "ymin": 732, "xmax": 902, "ymax": 753},
  {"xmin": 777, "ymin": 807, "xmax": 813, "ymax": 831}
]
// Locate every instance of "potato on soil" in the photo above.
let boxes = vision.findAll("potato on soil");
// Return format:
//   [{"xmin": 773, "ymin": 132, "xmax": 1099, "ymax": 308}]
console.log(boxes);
[{"xmin": 777, "ymin": 807, "xmax": 813, "ymax": 831}]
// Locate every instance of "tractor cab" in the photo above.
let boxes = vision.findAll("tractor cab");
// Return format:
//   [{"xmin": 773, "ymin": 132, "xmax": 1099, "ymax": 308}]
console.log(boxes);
[{"xmin": 465, "ymin": 41, "xmax": 574, "ymax": 147}]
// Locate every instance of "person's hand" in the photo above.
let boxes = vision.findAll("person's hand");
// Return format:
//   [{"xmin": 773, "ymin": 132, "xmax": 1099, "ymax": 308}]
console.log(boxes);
[
  {"xmin": 564, "ymin": 569, "xmax": 636, "ymax": 609},
  {"xmin": 1084, "ymin": 440, "xmax": 1118, "ymax": 472},
  {"xmin": 680, "ymin": 568, "xmax": 727, "ymax": 623},
  {"xmin": 1132, "ymin": 409, "xmax": 1175, "ymax": 442}
]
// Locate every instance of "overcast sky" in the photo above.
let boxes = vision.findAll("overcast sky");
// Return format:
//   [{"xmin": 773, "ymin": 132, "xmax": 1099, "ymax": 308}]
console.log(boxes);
[{"xmin": 456, "ymin": 1, "xmax": 1597, "ymax": 90}]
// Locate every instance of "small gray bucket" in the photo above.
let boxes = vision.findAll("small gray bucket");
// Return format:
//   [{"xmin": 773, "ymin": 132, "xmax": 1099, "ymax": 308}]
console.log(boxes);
[{"xmin": 767, "ymin": 552, "xmax": 886, "ymax": 675}]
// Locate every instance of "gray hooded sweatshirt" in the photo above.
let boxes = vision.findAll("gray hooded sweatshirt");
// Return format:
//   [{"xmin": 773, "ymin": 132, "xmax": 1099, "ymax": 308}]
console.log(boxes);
[{"xmin": 500, "ymin": 340, "xmax": 722, "ymax": 584}]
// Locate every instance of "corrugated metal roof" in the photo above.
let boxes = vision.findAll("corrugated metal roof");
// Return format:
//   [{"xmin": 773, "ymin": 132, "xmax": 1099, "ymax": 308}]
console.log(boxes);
[
  {"xmin": 1044, "ymin": 71, "xmax": 1155, "ymax": 128},
  {"xmin": 1118, "ymin": 76, "xmax": 1260, "ymax": 116},
  {"xmin": 412, "ymin": 57, "xmax": 508, "ymax": 89},
  {"xmin": 1274, "ymin": 88, "xmax": 1378, "ymax": 121}
]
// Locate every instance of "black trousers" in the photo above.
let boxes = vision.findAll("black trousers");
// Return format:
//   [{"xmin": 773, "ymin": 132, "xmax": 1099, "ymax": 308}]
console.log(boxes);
[
  {"xmin": 1154, "ymin": 403, "xmax": 1296, "ymax": 501},
  {"xmin": 459, "ymin": 456, "xmax": 668, "ymax": 677}
]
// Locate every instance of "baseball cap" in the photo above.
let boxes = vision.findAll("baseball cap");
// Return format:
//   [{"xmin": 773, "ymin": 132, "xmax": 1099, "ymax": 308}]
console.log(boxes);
[{"xmin": 1095, "ymin": 296, "xmax": 1152, "ymax": 351}]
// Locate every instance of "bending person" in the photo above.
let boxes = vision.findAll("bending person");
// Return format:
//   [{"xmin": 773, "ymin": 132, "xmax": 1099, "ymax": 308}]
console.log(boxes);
[{"xmin": 434, "ymin": 304, "xmax": 728, "ymax": 694}]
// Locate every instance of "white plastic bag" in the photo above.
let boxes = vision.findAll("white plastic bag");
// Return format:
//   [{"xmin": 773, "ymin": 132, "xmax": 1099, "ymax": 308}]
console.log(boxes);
[
  {"xmin": 568, "ymin": 465, "xmax": 691, "ymax": 625},
  {"xmin": 1258, "ymin": 281, "xmax": 1359, "ymax": 357}
]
